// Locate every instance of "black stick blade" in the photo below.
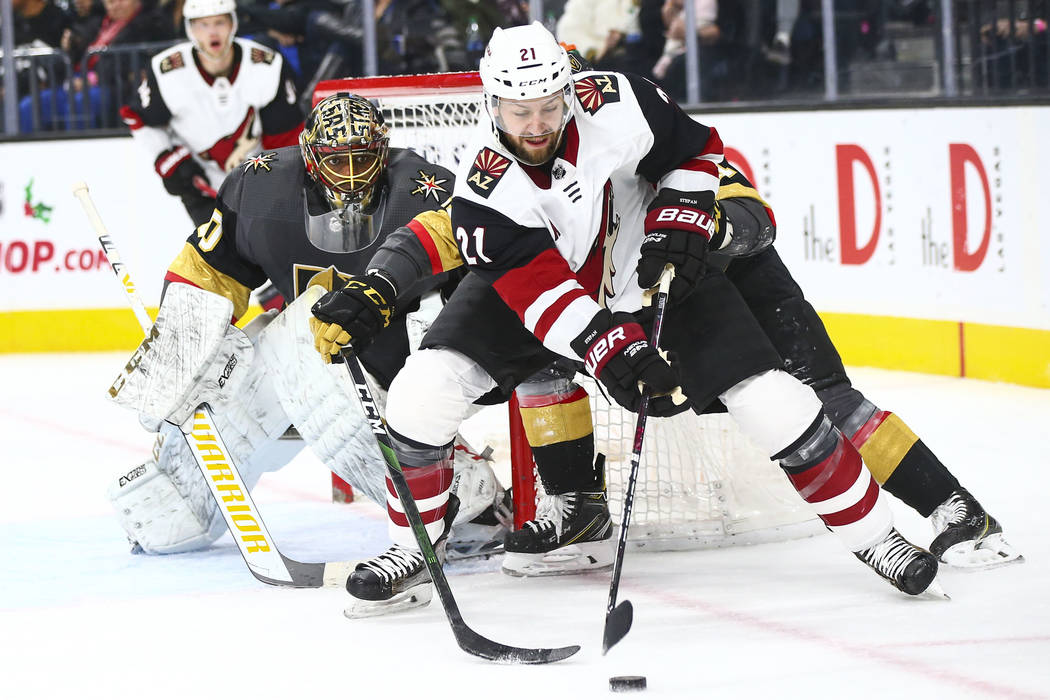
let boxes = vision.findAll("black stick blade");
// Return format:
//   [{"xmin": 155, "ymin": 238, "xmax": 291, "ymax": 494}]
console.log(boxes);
[
  {"xmin": 458, "ymin": 629, "xmax": 580, "ymax": 664},
  {"xmin": 602, "ymin": 600, "xmax": 634, "ymax": 655}
]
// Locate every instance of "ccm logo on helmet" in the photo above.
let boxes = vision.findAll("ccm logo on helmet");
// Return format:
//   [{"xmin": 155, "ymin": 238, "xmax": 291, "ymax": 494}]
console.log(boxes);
[{"xmin": 518, "ymin": 79, "xmax": 550, "ymax": 86}]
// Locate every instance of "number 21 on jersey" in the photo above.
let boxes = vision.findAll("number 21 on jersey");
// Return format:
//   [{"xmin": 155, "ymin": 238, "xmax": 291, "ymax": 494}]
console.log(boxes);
[{"xmin": 456, "ymin": 226, "xmax": 493, "ymax": 265}]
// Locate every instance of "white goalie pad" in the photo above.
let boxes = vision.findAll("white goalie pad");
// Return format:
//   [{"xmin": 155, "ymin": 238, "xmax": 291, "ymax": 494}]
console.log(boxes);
[
  {"xmin": 107, "ymin": 284, "xmax": 254, "ymax": 431},
  {"xmin": 257, "ymin": 285, "xmax": 390, "ymax": 505},
  {"xmin": 109, "ymin": 310, "xmax": 303, "ymax": 554}
]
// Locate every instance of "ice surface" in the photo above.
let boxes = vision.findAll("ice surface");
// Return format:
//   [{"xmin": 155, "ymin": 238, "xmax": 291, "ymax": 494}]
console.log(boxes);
[{"xmin": 2, "ymin": 353, "xmax": 1047, "ymax": 699}]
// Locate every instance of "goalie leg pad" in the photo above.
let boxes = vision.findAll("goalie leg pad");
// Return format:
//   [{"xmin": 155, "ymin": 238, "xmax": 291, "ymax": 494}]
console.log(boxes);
[
  {"xmin": 257, "ymin": 286, "xmax": 391, "ymax": 505},
  {"xmin": 108, "ymin": 427, "xmax": 222, "ymax": 554},
  {"xmin": 110, "ymin": 309, "xmax": 303, "ymax": 554},
  {"xmin": 107, "ymin": 284, "xmax": 254, "ymax": 430}
]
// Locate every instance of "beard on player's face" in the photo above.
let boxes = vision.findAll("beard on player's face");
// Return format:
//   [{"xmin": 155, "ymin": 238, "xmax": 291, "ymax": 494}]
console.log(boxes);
[{"xmin": 503, "ymin": 129, "xmax": 564, "ymax": 166}]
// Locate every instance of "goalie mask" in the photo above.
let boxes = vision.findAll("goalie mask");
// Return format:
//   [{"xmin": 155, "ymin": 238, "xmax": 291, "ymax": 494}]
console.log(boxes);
[
  {"xmin": 183, "ymin": 0, "xmax": 237, "ymax": 57},
  {"xmin": 479, "ymin": 22, "xmax": 574, "ymax": 166},
  {"xmin": 300, "ymin": 93, "xmax": 390, "ymax": 253}
]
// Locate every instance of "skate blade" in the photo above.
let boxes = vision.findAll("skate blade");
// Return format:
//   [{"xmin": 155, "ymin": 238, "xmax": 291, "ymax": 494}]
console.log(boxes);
[
  {"xmin": 343, "ymin": 585, "xmax": 433, "ymax": 619},
  {"xmin": 921, "ymin": 578, "xmax": 951, "ymax": 600},
  {"xmin": 501, "ymin": 542, "xmax": 614, "ymax": 577},
  {"xmin": 940, "ymin": 533, "xmax": 1025, "ymax": 571},
  {"xmin": 445, "ymin": 538, "xmax": 505, "ymax": 562}
]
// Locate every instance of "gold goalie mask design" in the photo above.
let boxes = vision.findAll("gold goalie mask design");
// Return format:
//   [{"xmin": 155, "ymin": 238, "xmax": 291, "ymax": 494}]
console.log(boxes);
[{"xmin": 300, "ymin": 92, "xmax": 390, "ymax": 253}]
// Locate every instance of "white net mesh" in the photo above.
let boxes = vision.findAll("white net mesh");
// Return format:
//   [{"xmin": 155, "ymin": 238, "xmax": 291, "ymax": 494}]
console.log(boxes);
[{"xmin": 331, "ymin": 74, "xmax": 819, "ymax": 549}]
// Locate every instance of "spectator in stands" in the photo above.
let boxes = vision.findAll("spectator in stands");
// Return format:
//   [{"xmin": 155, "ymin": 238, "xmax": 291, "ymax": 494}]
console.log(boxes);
[
  {"xmin": 978, "ymin": 10, "xmax": 1048, "ymax": 90},
  {"xmin": 4, "ymin": 0, "xmax": 72, "ymax": 108},
  {"xmin": 786, "ymin": 0, "xmax": 877, "ymax": 94},
  {"xmin": 555, "ymin": 0, "xmax": 650, "ymax": 77},
  {"xmin": 237, "ymin": 0, "xmax": 343, "ymax": 89},
  {"xmin": 12, "ymin": 0, "xmax": 70, "ymax": 49},
  {"xmin": 371, "ymin": 0, "xmax": 470, "ymax": 75},
  {"xmin": 18, "ymin": 0, "xmax": 172, "ymax": 132},
  {"xmin": 60, "ymin": 0, "xmax": 172, "ymax": 69},
  {"xmin": 65, "ymin": 0, "xmax": 106, "ymax": 36}
]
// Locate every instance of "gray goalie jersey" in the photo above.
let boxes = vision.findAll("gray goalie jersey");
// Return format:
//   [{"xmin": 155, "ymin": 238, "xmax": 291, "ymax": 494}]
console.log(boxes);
[{"xmin": 164, "ymin": 145, "xmax": 455, "ymax": 386}]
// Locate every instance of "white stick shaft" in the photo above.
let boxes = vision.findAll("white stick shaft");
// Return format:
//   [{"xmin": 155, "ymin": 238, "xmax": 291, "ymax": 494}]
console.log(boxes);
[{"xmin": 72, "ymin": 181, "xmax": 153, "ymax": 334}]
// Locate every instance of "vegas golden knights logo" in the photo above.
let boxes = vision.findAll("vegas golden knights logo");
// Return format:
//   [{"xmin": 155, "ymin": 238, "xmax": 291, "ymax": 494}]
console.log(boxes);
[
  {"xmin": 466, "ymin": 148, "xmax": 511, "ymax": 198},
  {"xmin": 575, "ymin": 74, "xmax": 620, "ymax": 115}
]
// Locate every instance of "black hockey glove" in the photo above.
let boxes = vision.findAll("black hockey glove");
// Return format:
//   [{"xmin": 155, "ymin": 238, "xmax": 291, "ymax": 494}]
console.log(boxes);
[
  {"xmin": 154, "ymin": 146, "xmax": 216, "ymax": 199},
  {"xmin": 310, "ymin": 274, "xmax": 395, "ymax": 363},
  {"xmin": 637, "ymin": 191, "xmax": 724, "ymax": 304},
  {"xmin": 570, "ymin": 309, "xmax": 679, "ymax": 414}
]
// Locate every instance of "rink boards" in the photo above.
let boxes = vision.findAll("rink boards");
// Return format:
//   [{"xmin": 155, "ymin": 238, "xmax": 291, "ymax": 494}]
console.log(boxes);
[{"xmin": 1, "ymin": 103, "xmax": 1048, "ymax": 387}]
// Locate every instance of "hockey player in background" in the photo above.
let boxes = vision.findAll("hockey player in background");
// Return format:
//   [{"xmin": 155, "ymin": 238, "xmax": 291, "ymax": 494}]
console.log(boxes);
[
  {"xmin": 310, "ymin": 22, "xmax": 946, "ymax": 614},
  {"xmin": 108, "ymin": 94, "xmax": 511, "ymax": 586},
  {"xmin": 120, "ymin": 0, "xmax": 303, "ymax": 228}
]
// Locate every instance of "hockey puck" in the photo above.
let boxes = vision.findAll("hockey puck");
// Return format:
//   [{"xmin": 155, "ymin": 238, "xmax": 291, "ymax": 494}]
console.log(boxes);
[{"xmin": 609, "ymin": 676, "xmax": 647, "ymax": 692}]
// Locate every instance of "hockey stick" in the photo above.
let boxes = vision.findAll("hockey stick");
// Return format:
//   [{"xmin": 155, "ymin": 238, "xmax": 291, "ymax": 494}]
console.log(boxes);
[
  {"xmin": 73, "ymin": 181, "xmax": 354, "ymax": 589},
  {"xmin": 602, "ymin": 265, "xmax": 674, "ymax": 655},
  {"xmin": 342, "ymin": 353, "xmax": 580, "ymax": 664}
]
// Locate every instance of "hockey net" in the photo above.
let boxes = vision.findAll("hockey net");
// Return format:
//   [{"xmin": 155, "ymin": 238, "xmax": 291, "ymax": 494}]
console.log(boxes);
[{"xmin": 316, "ymin": 74, "xmax": 820, "ymax": 550}]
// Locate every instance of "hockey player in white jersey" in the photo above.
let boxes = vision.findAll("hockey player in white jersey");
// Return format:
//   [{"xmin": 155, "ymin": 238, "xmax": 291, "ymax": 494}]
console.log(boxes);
[
  {"xmin": 120, "ymin": 0, "xmax": 303, "ymax": 227},
  {"xmin": 311, "ymin": 22, "xmax": 945, "ymax": 612}
]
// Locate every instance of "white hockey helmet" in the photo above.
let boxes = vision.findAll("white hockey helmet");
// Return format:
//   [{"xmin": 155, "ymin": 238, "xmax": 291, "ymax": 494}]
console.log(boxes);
[
  {"xmin": 479, "ymin": 22, "xmax": 574, "ymax": 153},
  {"xmin": 183, "ymin": 0, "xmax": 238, "ymax": 54}
]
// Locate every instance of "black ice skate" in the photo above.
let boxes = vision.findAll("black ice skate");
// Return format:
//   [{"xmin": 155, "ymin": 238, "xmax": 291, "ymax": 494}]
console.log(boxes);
[
  {"xmin": 854, "ymin": 528, "xmax": 944, "ymax": 597},
  {"xmin": 501, "ymin": 490, "xmax": 614, "ymax": 577},
  {"xmin": 929, "ymin": 488, "xmax": 1023, "ymax": 570},
  {"xmin": 343, "ymin": 497, "xmax": 458, "ymax": 618}
]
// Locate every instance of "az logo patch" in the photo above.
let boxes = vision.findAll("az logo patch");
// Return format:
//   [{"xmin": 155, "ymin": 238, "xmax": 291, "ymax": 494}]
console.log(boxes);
[
  {"xmin": 575, "ymin": 74, "xmax": 620, "ymax": 115},
  {"xmin": 466, "ymin": 148, "xmax": 511, "ymax": 198}
]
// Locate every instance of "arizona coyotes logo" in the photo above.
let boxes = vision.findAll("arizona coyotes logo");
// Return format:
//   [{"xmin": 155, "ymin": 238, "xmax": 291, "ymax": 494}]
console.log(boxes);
[
  {"xmin": 250, "ymin": 47, "xmax": 275, "ymax": 64},
  {"xmin": 410, "ymin": 170, "xmax": 449, "ymax": 201},
  {"xmin": 575, "ymin": 74, "xmax": 620, "ymax": 115},
  {"xmin": 466, "ymin": 148, "xmax": 511, "ymax": 198},
  {"xmin": 159, "ymin": 51, "xmax": 184, "ymax": 73},
  {"xmin": 200, "ymin": 108, "xmax": 260, "ymax": 172}
]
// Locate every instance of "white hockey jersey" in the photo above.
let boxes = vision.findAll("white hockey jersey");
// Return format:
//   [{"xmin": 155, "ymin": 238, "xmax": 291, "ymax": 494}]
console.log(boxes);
[
  {"xmin": 450, "ymin": 70, "xmax": 722, "ymax": 360},
  {"xmin": 121, "ymin": 38, "xmax": 302, "ymax": 189}
]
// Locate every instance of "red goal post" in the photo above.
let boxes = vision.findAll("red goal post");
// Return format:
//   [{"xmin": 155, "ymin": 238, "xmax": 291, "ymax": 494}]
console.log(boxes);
[{"xmin": 316, "ymin": 72, "xmax": 821, "ymax": 550}]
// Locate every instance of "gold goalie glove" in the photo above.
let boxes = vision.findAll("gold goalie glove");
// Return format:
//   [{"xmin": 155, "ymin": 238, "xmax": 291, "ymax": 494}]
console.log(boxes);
[{"xmin": 309, "ymin": 274, "xmax": 396, "ymax": 362}]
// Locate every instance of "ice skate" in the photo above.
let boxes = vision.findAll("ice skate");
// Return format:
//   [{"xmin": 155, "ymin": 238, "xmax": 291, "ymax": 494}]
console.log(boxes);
[
  {"xmin": 855, "ymin": 528, "xmax": 945, "ymax": 597},
  {"xmin": 930, "ymin": 488, "xmax": 1024, "ymax": 570},
  {"xmin": 502, "ymin": 490, "xmax": 613, "ymax": 577},
  {"xmin": 344, "ymin": 497, "xmax": 457, "ymax": 618}
]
